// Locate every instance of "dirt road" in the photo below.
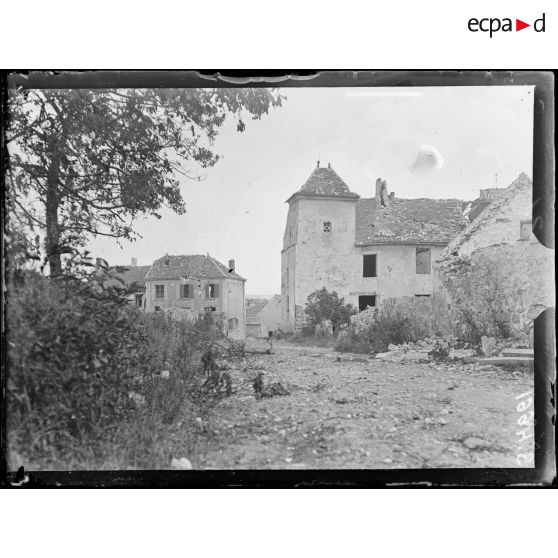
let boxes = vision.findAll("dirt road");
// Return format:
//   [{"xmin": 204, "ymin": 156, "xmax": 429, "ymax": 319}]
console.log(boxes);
[{"xmin": 195, "ymin": 343, "xmax": 534, "ymax": 469}]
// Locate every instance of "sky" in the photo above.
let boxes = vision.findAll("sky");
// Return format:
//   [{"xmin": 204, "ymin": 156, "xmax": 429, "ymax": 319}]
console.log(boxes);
[{"xmin": 89, "ymin": 86, "xmax": 534, "ymax": 295}]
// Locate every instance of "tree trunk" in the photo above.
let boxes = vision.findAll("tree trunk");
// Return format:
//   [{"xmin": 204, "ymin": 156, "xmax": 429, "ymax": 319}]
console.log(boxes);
[{"xmin": 45, "ymin": 157, "xmax": 62, "ymax": 276}]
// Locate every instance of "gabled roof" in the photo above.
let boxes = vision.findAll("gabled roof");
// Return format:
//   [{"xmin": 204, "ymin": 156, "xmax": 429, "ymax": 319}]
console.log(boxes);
[
  {"xmin": 355, "ymin": 197, "xmax": 468, "ymax": 245},
  {"xmin": 105, "ymin": 265, "xmax": 150, "ymax": 288},
  {"xmin": 145, "ymin": 254, "xmax": 245, "ymax": 282},
  {"xmin": 287, "ymin": 165, "xmax": 360, "ymax": 202}
]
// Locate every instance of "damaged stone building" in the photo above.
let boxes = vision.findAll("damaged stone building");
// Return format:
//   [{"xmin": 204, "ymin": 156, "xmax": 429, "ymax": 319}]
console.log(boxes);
[
  {"xmin": 435, "ymin": 172, "xmax": 554, "ymax": 343},
  {"xmin": 281, "ymin": 162, "xmax": 468, "ymax": 330}
]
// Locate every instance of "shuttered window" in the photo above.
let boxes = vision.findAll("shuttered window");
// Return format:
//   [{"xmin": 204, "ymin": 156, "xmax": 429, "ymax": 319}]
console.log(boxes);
[
  {"xmin": 180, "ymin": 284, "xmax": 193, "ymax": 298},
  {"xmin": 205, "ymin": 283, "xmax": 219, "ymax": 298}
]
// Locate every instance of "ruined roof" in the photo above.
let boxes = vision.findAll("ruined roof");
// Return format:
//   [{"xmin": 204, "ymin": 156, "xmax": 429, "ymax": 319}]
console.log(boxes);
[
  {"xmin": 439, "ymin": 172, "xmax": 532, "ymax": 258},
  {"xmin": 289, "ymin": 165, "xmax": 360, "ymax": 201},
  {"xmin": 105, "ymin": 265, "xmax": 150, "ymax": 288},
  {"xmin": 145, "ymin": 254, "xmax": 245, "ymax": 282},
  {"xmin": 355, "ymin": 197, "xmax": 468, "ymax": 245}
]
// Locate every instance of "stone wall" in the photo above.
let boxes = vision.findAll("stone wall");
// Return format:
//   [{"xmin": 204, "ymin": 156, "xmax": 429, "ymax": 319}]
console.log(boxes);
[
  {"xmin": 437, "ymin": 240, "xmax": 554, "ymax": 343},
  {"xmin": 436, "ymin": 173, "xmax": 554, "ymax": 343}
]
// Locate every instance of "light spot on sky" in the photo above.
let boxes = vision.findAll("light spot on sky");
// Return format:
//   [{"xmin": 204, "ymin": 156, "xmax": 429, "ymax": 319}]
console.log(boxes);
[{"xmin": 410, "ymin": 144, "xmax": 444, "ymax": 175}]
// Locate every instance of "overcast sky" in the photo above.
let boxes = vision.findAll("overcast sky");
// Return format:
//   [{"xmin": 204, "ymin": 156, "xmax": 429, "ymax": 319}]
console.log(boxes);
[{"xmin": 89, "ymin": 86, "xmax": 534, "ymax": 295}]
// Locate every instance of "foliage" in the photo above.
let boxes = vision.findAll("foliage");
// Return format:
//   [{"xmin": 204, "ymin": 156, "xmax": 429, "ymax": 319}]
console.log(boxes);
[
  {"xmin": 303, "ymin": 288, "xmax": 357, "ymax": 334},
  {"xmin": 335, "ymin": 295, "xmax": 453, "ymax": 354},
  {"xmin": 6, "ymin": 87, "xmax": 283, "ymax": 274},
  {"xmin": 6, "ymin": 268, "xmax": 232, "ymax": 470}
]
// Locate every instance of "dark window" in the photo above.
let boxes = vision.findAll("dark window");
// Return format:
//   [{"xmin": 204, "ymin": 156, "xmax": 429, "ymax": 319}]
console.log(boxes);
[
  {"xmin": 180, "ymin": 284, "xmax": 193, "ymax": 298},
  {"xmin": 204, "ymin": 306, "xmax": 217, "ymax": 313},
  {"xmin": 520, "ymin": 220, "xmax": 532, "ymax": 240},
  {"xmin": 415, "ymin": 294, "xmax": 431, "ymax": 297},
  {"xmin": 363, "ymin": 254, "xmax": 377, "ymax": 277},
  {"xmin": 358, "ymin": 295, "xmax": 376, "ymax": 311},
  {"xmin": 155, "ymin": 285, "xmax": 165, "ymax": 298},
  {"xmin": 323, "ymin": 221, "xmax": 332, "ymax": 232},
  {"xmin": 416, "ymin": 248, "xmax": 431, "ymax": 274},
  {"xmin": 135, "ymin": 294, "xmax": 143, "ymax": 307},
  {"xmin": 205, "ymin": 283, "xmax": 219, "ymax": 298},
  {"xmin": 154, "ymin": 305, "xmax": 162, "ymax": 312}
]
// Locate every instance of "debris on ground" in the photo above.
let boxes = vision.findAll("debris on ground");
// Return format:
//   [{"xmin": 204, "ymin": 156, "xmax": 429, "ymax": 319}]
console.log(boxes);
[
  {"xmin": 481, "ymin": 335, "xmax": 497, "ymax": 356},
  {"xmin": 252, "ymin": 372, "xmax": 290, "ymax": 399},
  {"xmin": 192, "ymin": 341, "xmax": 532, "ymax": 470}
]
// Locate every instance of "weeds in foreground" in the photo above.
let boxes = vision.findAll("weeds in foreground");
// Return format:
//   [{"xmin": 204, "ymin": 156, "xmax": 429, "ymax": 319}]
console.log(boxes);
[{"xmin": 6, "ymin": 270, "xmax": 233, "ymax": 470}]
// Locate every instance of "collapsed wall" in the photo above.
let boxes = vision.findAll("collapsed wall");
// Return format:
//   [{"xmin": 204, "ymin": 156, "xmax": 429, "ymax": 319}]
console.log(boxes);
[{"xmin": 435, "ymin": 173, "xmax": 554, "ymax": 343}]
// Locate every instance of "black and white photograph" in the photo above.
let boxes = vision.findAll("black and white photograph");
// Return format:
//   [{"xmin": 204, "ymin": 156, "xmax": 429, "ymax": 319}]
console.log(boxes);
[{"xmin": 2, "ymin": 71, "xmax": 555, "ymax": 485}]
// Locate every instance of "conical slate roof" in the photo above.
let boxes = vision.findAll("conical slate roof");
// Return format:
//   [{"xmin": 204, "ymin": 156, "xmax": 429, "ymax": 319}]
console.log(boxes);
[{"xmin": 290, "ymin": 164, "xmax": 360, "ymax": 200}]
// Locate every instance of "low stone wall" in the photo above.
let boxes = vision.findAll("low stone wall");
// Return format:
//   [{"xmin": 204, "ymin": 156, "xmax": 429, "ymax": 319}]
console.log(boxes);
[{"xmin": 436, "ymin": 241, "xmax": 554, "ymax": 343}]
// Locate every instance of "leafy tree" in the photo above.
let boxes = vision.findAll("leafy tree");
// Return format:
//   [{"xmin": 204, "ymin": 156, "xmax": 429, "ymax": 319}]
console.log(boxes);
[
  {"xmin": 6, "ymin": 88, "xmax": 282, "ymax": 275},
  {"xmin": 304, "ymin": 287, "xmax": 357, "ymax": 334}
]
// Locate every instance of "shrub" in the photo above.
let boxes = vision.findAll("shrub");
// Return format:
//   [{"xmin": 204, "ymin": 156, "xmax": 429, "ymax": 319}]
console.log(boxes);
[
  {"xmin": 6, "ymin": 268, "xmax": 230, "ymax": 470},
  {"xmin": 303, "ymin": 288, "xmax": 356, "ymax": 335},
  {"xmin": 335, "ymin": 295, "xmax": 453, "ymax": 354}
]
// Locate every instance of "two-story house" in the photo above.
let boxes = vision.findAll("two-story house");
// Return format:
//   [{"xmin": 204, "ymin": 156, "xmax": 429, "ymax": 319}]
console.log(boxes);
[{"xmin": 143, "ymin": 254, "xmax": 246, "ymax": 339}]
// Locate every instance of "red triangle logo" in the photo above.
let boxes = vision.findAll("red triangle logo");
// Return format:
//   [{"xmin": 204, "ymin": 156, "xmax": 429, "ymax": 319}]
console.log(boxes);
[{"xmin": 516, "ymin": 19, "xmax": 530, "ymax": 31}]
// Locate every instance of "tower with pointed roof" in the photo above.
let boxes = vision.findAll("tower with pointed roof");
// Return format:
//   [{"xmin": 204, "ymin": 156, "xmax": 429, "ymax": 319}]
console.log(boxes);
[{"xmin": 281, "ymin": 162, "xmax": 361, "ymax": 329}]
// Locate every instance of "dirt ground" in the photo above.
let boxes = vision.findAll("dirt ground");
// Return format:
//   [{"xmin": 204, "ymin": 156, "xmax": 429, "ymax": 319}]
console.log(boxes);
[{"xmin": 194, "ymin": 342, "xmax": 534, "ymax": 470}]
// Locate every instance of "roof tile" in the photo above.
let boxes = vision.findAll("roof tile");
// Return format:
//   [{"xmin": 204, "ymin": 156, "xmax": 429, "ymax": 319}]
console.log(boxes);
[
  {"xmin": 355, "ymin": 197, "xmax": 467, "ymax": 244},
  {"xmin": 297, "ymin": 166, "xmax": 360, "ymax": 198},
  {"xmin": 145, "ymin": 254, "xmax": 245, "ymax": 281}
]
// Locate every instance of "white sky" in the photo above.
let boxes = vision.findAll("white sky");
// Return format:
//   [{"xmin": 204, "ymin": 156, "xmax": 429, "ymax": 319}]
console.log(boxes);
[{"xmin": 89, "ymin": 86, "xmax": 534, "ymax": 295}]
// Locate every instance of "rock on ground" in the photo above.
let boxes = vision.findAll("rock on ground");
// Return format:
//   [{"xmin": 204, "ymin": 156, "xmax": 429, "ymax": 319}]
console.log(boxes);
[{"xmin": 192, "ymin": 342, "xmax": 533, "ymax": 470}]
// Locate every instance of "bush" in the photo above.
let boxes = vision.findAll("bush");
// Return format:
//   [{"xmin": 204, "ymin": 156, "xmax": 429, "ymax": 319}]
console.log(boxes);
[
  {"xmin": 303, "ymin": 288, "xmax": 356, "ymax": 335},
  {"xmin": 6, "ymin": 269, "xmax": 230, "ymax": 470},
  {"xmin": 335, "ymin": 295, "xmax": 453, "ymax": 354}
]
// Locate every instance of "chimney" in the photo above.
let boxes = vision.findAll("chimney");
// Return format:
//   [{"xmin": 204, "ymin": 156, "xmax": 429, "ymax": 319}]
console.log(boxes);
[
  {"xmin": 375, "ymin": 178, "xmax": 383, "ymax": 206},
  {"xmin": 328, "ymin": 162, "xmax": 331, "ymax": 169},
  {"xmin": 375, "ymin": 178, "xmax": 390, "ymax": 208},
  {"xmin": 164, "ymin": 253, "xmax": 170, "ymax": 265},
  {"xmin": 317, "ymin": 160, "xmax": 320, "ymax": 168},
  {"xmin": 131, "ymin": 257, "xmax": 137, "ymax": 267},
  {"xmin": 228, "ymin": 259, "xmax": 235, "ymax": 273}
]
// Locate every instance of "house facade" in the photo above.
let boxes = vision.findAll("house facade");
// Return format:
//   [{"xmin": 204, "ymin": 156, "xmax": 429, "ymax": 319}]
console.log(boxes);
[
  {"xmin": 246, "ymin": 295, "xmax": 283, "ymax": 338},
  {"xmin": 143, "ymin": 254, "xmax": 246, "ymax": 339},
  {"xmin": 281, "ymin": 163, "xmax": 468, "ymax": 330},
  {"xmin": 435, "ymin": 172, "xmax": 554, "ymax": 340}
]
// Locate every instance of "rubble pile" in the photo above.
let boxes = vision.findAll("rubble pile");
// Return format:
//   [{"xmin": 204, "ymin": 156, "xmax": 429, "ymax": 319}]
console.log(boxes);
[
  {"xmin": 373, "ymin": 336, "xmax": 475, "ymax": 363},
  {"xmin": 371, "ymin": 334, "xmax": 533, "ymax": 367}
]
